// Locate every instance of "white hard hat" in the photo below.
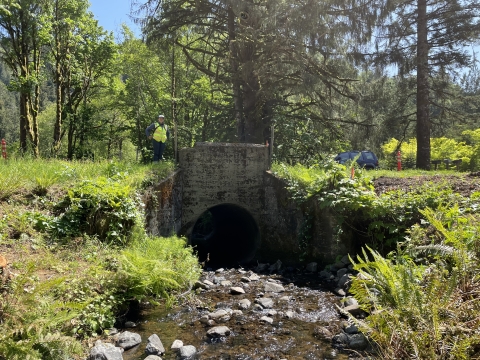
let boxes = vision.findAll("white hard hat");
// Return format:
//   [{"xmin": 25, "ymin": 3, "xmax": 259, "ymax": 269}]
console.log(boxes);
[{"xmin": 158, "ymin": 114, "xmax": 164, "ymax": 118}]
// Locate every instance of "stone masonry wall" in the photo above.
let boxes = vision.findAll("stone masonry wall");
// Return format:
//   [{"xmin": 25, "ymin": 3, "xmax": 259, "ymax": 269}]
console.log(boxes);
[
  {"xmin": 179, "ymin": 142, "xmax": 269, "ymax": 235},
  {"xmin": 144, "ymin": 170, "xmax": 183, "ymax": 237}
]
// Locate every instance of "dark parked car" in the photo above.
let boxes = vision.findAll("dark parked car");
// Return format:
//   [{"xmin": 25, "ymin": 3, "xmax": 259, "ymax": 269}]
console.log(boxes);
[{"xmin": 334, "ymin": 150, "xmax": 379, "ymax": 169}]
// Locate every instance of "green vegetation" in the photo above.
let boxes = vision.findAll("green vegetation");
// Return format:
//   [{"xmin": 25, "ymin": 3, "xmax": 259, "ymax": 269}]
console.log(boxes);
[
  {"xmin": 0, "ymin": 159, "xmax": 201, "ymax": 359},
  {"xmin": 274, "ymin": 161, "xmax": 480, "ymax": 359}
]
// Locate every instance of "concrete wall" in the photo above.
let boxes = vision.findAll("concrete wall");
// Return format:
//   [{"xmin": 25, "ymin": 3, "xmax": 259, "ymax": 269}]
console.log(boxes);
[
  {"xmin": 179, "ymin": 142, "xmax": 269, "ymax": 236},
  {"xmin": 144, "ymin": 142, "xmax": 356, "ymax": 268}
]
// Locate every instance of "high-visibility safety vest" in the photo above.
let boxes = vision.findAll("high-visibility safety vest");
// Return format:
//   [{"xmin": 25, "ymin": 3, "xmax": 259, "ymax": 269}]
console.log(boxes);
[{"xmin": 153, "ymin": 124, "xmax": 168, "ymax": 142}]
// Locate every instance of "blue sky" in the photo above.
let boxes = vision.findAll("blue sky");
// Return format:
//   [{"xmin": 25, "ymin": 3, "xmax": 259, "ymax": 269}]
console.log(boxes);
[{"xmin": 89, "ymin": 0, "xmax": 140, "ymax": 37}]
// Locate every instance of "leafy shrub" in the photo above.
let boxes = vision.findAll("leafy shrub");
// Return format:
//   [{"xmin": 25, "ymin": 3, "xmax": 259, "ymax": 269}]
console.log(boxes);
[
  {"xmin": 51, "ymin": 177, "xmax": 139, "ymax": 244},
  {"xmin": 118, "ymin": 236, "xmax": 202, "ymax": 303},
  {"xmin": 349, "ymin": 206, "xmax": 480, "ymax": 359}
]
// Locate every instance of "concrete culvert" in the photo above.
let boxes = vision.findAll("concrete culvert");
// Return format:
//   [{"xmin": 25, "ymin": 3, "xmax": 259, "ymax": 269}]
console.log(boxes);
[{"xmin": 190, "ymin": 204, "xmax": 260, "ymax": 268}]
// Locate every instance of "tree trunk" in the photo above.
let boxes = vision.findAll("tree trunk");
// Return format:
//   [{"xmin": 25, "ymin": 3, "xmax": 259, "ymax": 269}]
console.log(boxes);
[
  {"xmin": 19, "ymin": 94, "xmax": 28, "ymax": 154},
  {"xmin": 416, "ymin": 0, "xmax": 430, "ymax": 170},
  {"xmin": 228, "ymin": 5, "xmax": 244, "ymax": 142}
]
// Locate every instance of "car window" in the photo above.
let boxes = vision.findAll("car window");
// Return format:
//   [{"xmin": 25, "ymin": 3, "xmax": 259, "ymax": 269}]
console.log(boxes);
[
  {"xmin": 350, "ymin": 151, "xmax": 360, "ymax": 159},
  {"xmin": 337, "ymin": 153, "xmax": 350, "ymax": 160},
  {"xmin": 363, "ymin": 152, "xmax": 375, "ymax": 160}
]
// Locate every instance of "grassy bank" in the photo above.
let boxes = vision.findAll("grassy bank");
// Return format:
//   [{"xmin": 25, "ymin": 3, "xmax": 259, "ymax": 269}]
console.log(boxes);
[{"xmin": 0, "ymin": 159, "xmax": 202, "ymax": 359}]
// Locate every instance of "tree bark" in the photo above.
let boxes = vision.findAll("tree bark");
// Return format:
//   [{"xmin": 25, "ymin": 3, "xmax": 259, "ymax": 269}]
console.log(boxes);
[{"xmin": 416, "ymin": 0, "xmax": 430, "ymax": 170}]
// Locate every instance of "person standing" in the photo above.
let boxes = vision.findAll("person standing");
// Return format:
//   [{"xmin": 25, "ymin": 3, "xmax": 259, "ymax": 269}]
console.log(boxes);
[{"xmin": 145, "ymin": 114, "xmax": 170, "ymax": 162}]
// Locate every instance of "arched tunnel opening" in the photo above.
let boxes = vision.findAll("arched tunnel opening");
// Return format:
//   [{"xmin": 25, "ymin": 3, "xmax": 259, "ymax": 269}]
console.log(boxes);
[{"xmin": 190, "ymin": 204, "xmax": 260, "ymax": 268}]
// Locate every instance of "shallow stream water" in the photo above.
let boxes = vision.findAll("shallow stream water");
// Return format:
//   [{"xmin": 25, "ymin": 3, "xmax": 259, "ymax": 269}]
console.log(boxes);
[{"xmin": 121, "ymin": 267, "xmax": 351, "ymax": 360}]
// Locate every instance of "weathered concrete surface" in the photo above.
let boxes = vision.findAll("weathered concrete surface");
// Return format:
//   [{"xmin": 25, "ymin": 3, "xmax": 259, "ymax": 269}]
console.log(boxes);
[
  {"xmin": 144, "ymin": 142, "xmax": 356, "ymax": 267},
  {"xmin": 144, "ymin": 170, "xmax": 183, "ymax": 237},
  {"xmin": 179, "ymin": 142, "xmax": 269, "ymax": 236}
]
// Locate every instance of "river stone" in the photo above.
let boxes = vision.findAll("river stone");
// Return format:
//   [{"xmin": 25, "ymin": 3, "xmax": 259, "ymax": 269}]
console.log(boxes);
[
  {"xmin": 238, "ymin": 299, "xmax": 251, "ymax": 309},
  {"xmin": 336, "ymin": 268, "xmax": 348, "ymax": 279},
  {"xmin": 145, "ymin": 334, "xmax": 165, "ymax": 356},
  {"xmin": 124, "ymin": 321, "xmax": 136, "ymax": 328},
  {"xmin": 264, "ymin": 282, "xmax": 285, "ymax": 293},
  {"xmin": 253, "ymin": 304, "xmax": 263, "ymax": 311},
  {"xmin": 215, "ymin": 268, "xmax": 225, "ymax": 273},
  {"xmin": 344, "ymin": 296, "xmax": 358, "ymax": 307},
  {"xmin": 240, "ymin": 276, "xmax": 251, "ymax": 282},
  {"xmin": 260, "ymin": 316, "xmax": 274, "ymax": 324},
  {"xmin": 193, "ymin": 280, "xmax": 209, "ymax": 290},
  {"xmin": 340, "ymin": 255, "xmax": 351, "ymax": 266},
  {"xmin": 344, "ymin": 323, "xmax": 359, "ymax": 334},
  {"xmin": 334, "ymin": 287, "xmax": 346, "ymax": 296},
  {"xmin": 338, "ymin": 274, "xmax": 351, "ymax": 288},
  {"xmin": 144, "ymin": 356, "xmax": 162, "ymax": 360},
  {"xmin": 208, "ymin": 309, "xmax": 230, "ymax": 322},
  {"xmin": 348, "ymin": 333, "xmax": 369, "ymax": 350},
  {"xmin": 230, "ymin": 286, "xmax": 245, "ymax": 294},
  {"xmin": 343, "ymin": 304, "xmax": 365, "ymax": 317},
  {"xmin": 267, "ymin": 309, "xmax": 277, "ymax": 316},
  {"xmin": 255, "ymin": 297, "xmax": 274, "ymax": 309},
  {"xmin": 199, "ymin": 315, "xmax": 209, "ymax": 324},
  {"xmin": 88, "ymin": 341, "xmax": 123, "ymax": 360},
  {"xmin": 203, "ymin": 279, "xmax": 215, "ymax": 287},
  {"xmin": 249, "ymin": 273, "xmax": 260, "ymax": 281},
  {"xmin": 179, "ymin": 345, "xmax": 197, "ymax": 359},
  {"xmin": 269, "ymin": 260, "xmax": 282, "ymax": 272},
  {"xmin": 115, "ymin": 331, "xmax": 141, "ymax": 350},
  {"xmin": 171, "ymin": 339, "xmax": 183, "ymax": 351},
  {"xmin": 305, "ymin": 262, "xmax": 318, "ymax": 272},
  {"xmin": 213, "ymin": 276, "xmax": 226, "ymax": 284},
  {"xmin": 220, "ymin": 280, "xmax": 232, "ymax": 287},
  {"xmin": 279, "ymin": 296, "xmax": 291, "ymax": 301},
  {"xmin": 232, "ymin": 309, "xmax": 243, "ymax": 316},
  {"xmin": 284, "ymin": 311, "xmax": 295, "ymax": 319},
  {"xmin": 207, "ymin": 326, "xmax": 231, "ymax": 337}
]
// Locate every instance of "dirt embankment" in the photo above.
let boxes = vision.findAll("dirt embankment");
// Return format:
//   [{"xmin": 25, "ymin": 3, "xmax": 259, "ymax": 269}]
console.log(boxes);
[{"xmin": 372, "ymin": 172, "xmax": 480, "ymax": 197}]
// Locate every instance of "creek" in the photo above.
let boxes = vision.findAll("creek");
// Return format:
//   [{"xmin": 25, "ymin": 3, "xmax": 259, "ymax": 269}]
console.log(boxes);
[{"xmin": 121, "ymin": 266, "xmax": 352, "ymax": 360}]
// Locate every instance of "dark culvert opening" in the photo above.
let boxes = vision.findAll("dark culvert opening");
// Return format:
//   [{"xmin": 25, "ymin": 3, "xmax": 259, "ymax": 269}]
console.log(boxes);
[{"xmin": 190, "ymin": 204, "xmax": 260, "ymax": 268}]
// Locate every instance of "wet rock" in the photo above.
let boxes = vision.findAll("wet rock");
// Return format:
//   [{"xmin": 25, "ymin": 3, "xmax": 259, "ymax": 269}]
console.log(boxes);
[
  {"xmin": 260, "ymin": 316, "xmax": 274, "ymax": 324},
  {"xmin": 319, "ymin": 270, "xmax": 333, "ymax": 279},
  {"xmin": 171, "ymin": 339, "xmax": 183, "ymax": 351},
  {"xmin": 269, "ymin": 260, "xmax": 282, "ymax": 272},
  {"xmin": 344, "ymin": 323, "xmax": 359, "ymax": 334},
  {"xmin": 344, "ymin": 297, "xmax": 358, "ymax": 307},
  {"xmin": 208, "ymin": 309, "xmax": 230, "ymax": 322},
  {"xmin": 230, "ymin": 286, "xmax": 245, "ymax": 294},
  {"xmin": 203, "ymin": 279, "xmax": 215, "ymax": 287},
  {"xmin": 340, "ymin": 255, "xmax": 351, "ymax": 266},
  {"xmin": 343, "ymin": 304, "xmax": 366, "ymax": 317},
  {"xmin": 207, "ymin": 326, "xmax": 231, "ymax": 337},
  {"xmin": 213, "ymin": 276, "xmax": 225, "ymax": 284},
  {"xmin": 334, "ymin": 288, "xmax": 346, "ymax": 296},
  {"xmin": 279, "ymin": 296, "xmax": 290, "ymax": 301},
  {"xmin": 332, "ymin": 332, "xmax": 349, "ymax": 347},
  {"xmin": 264, "ymin": 282, "xmax": 285, "ymax": 293},
  {"xmin": 240, "ymin": 276, "xmax": 251, "ymax": 282},
  {"xmin": 115, "ymin": 331, "xmax": 141, "ymax": 350},
  {"xmin": 145, "ymin": 334, "xmax": 165, "ymax": 356},
  {"xmin": 232, "ymin": 310, "xmax": 243, "ymax": 316},
  {"xmin": 305, "ymin": 262, "xmax": 318, "ymax": 272},
  {"xmin": 144, "ymin": 356, "xmax": 162, "ymax": 360},
  {"xmin": 255, "ymin": 297, "xmax": 274, "ymax": 309},
  {"xmin": 266, "ymin": 309, "xmax": 277, "ymax": 316},
  {"xmin": 336, "ymin": 268, "xmax": 348, "ymax": 279},
  {"xmin": 237, "ymin": 299, "xmax": 251, "ymax": 309},
  {"xmin": 337, "ymin": 274, "xmax": 351, "ymax": 288},
  {"xmin": 215, "ymin": 268, "xmax": 225, "ymax": 273},
  {"xmin": 284, "ymin": 311, "xmax": 295, "ymax": 319},
  {"xmin": 199, "ymin": 315, "xmax": 209, "ymax": 324},
  {"xmin": 88, "ymin": 340, "xmax": 123, "ymax": 360},
  {"xmin": 255, "ymin": 263, "xmax": 269, "ymax": 272},
  {"xmin": 179, "ymin": 345, "xmax": 197, "ymax": 359},
  {"xmin": 124, "ymin": 321, "xmax": 136, "ymax": 328},
  {"xmin": 248, "ymin": 273, "xmax": 260, "ymax": 281},
  {"xmin": 193, "ymin": 280, "xmax": 209, "ymax": 290},
  {"xmin": 253, "ymin": 304, "xmax": 263, "ymax": 311},
  {"xmin": 314, "ymin": 326, "xmax": 333, "ymax": 339},
  {"xmin": 220, "ymin": 280, "xmax": 232, "ymax": 287},
  {"xmin": 348, "ymin": 333, "xmax": 369, "ymax": 350}
]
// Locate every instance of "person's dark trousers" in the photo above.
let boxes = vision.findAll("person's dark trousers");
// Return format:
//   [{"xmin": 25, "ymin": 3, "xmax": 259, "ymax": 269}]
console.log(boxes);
[{"xmin": 152, "ymin": 140, "xmax": 166, "ymax": 162}]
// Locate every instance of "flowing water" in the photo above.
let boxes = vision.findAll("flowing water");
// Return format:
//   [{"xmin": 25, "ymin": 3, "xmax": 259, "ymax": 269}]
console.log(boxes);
[{"xmin": 121, "ymin": 267, "xmax": 351, "ymax": 360}]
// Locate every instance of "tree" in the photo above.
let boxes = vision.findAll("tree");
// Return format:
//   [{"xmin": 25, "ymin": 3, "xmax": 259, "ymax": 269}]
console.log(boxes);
[
  {"xmin": 373, "ymin": 0, "xmax": 480, "ymax": 169},
  {"xmin": 0, "ymin": 0, "xmax": 52, "ymax": 156},
  {"xmin": 138, "ymin": 0, "xmax": 378, "ymax": 145}
]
